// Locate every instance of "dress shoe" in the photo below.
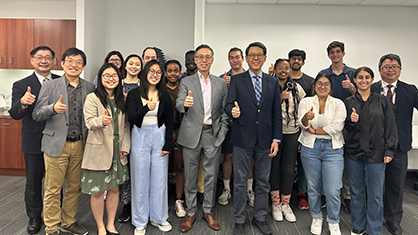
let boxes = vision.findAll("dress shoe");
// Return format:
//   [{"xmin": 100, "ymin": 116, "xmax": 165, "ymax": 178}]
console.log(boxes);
[
  {"xmin": 234, "ymin": 222, "xmax": 246, "ymax": 235},
  {"xmin": 252, "ymin": 218, "xmax": 273, "ymax": 235},
  {"xmin": 180, "ymin": 215, "xmax": 196, "ymax": 232},
  {"xmin": 27, "ymin": 217, "xmax": 42, "ymax": 234},
  {"xmin": 202, "ymin": 213, "xmax": 220, "ymax": 230},
  {"xmin": 384, "ymin": 221, "xmax": 402, "ymax": 235}
]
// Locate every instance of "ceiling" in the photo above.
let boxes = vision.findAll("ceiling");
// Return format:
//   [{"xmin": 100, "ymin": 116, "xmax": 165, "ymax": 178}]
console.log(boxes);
[{"xmin": 206, "ymin": 0, "xmax": 418, "ymax": 6}]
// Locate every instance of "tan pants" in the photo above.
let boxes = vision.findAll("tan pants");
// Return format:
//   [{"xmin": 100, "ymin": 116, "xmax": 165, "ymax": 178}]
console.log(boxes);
[{"xmin": 43, "ymin": 140, "xmax": 83, "ymax": 233}]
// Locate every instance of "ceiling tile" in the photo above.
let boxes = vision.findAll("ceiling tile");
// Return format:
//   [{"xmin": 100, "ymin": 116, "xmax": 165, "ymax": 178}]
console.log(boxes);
[
  {"xmin": 206, "ymin": 0, "xmax": 237, "ymax": 3},
  {"xmin": 399, "ymin": 0, "xmax": 418, "ymax": 6},
  {"xmin": 359, "ymin": 0, "xmax": 409, "ymax": 5},
  {"xmin": 237, "ymin": 0, "xmax": 279, "ymax": 3},
  {"xmin": 317, "ymin": 0, "xmax": 362, "ymax": 5},
  {"xmin": 277, "ymin": 0, "xmax": 320, "ymax": 4}
]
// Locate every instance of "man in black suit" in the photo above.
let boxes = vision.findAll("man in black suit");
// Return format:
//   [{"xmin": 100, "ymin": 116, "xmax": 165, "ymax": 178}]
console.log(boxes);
[
  {"xmin": 371, "ymin": 53, "xmax": 418, "ymax": 235},
  {"xmin": 9, "ymin": 46, "xmax": 60, "ymax": 234},
  {"xmin": 225, "ymin": 42, "xmax": 282, "ymax": 235}
]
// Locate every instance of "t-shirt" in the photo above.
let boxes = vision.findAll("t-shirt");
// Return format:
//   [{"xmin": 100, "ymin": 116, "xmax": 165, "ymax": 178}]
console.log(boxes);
[{"xmin": 294, "ymin": 73, "xmax": 314, "ymax": 97}]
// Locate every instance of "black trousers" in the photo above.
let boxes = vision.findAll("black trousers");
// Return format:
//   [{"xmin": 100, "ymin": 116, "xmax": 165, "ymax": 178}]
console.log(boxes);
[{"xmin": 24, "ymin": 153, "xmax": 45, "ymax": 218}]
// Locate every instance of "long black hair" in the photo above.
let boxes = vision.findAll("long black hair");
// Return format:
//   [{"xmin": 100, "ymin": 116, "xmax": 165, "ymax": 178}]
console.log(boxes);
[
  {"xmin": 95, "ymin": 63, "xmax": 126, "ymax": 113},
  {"xmin": 138, "ymin": 60, "xmax": 167, "ymax": 101}
]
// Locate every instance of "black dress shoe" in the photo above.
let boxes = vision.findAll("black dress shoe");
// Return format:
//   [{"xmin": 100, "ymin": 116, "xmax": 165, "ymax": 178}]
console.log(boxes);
[
  {"xmin": 385, "ymin": 221, "xmax": 402, "ymax": 235},
  {"xmin": 27, "ymin": 217, "xmax": 42, "ymax": 234}
]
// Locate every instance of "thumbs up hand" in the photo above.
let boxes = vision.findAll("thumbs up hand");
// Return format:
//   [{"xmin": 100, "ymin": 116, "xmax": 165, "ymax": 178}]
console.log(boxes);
[
  {"xmin": 232, "ymin": 101, "xmax": 240, "ymax": 118},
  {"xmin": 268, "ymin": 63, "xmax": 275, "ymax": 76},
  {"xmin": 147, "ymin": 98, "xmax": 156, "ymax": 111},
  {"xmin": 281, "ymin": 88, "xmax": 289, "ymax": 101},
  {"xmin": 304, "ymin": 106, "xmax": 315, "ymax": 121},
  {"xmin": 351, "ymin": 107, "xmax": 359, "ymax": 122},
  {"xmin": 342, "ymin": 74, "xmax": 354, "ymax": 91},
  {"xmin": 184, "ymin": 91, "xmax": 194, "ymax": 108},
  {"xmin": 21, "ymin": 86, "xmax": 36, "ymax": 105},
  {"xmin": 53, "ymin": 95, "xmax": 67, "ymax": 114},
  {"xmin": 223, "ymin": 71, "xmax": 231, "ymax": 84},
  {"xmin": 102, "ymin": 110, "xmax": 112, "ymax": 126}
]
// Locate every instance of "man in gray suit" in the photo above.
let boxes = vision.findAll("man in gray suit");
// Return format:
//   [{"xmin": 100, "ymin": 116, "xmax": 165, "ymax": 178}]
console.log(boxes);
[
  {"xmin": 176, "ymin": 44, "xmax": 229, "ymax": 232},
  {"xmin": 33, "ymin": 48, "xmax": 95, "ymax": 235}
]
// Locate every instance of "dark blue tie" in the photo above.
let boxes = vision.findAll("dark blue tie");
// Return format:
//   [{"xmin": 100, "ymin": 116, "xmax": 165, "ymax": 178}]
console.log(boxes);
[{"xmin": 254, "ymin": 76, "xmax": 261, "ymax": 105}]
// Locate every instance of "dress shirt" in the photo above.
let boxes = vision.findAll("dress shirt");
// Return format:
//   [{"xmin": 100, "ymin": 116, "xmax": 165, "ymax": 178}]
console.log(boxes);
[
  {"xmin": 65, "ymin": 79, "xmax": 83, "ymax": 136},
  {"xmin": 198, "ymin": 71, "xmax": 212, "ymax": 125},
  {"xmin": 248, "ymin": 70, "xmax": 263, "ymax": 92},
  {"xmin": 34, "ymin": 71, "xmax": 52, "ymax": 84},
  {"xmin": 381, "ymin": 80, "xmax": 398, "ymax": 104}
]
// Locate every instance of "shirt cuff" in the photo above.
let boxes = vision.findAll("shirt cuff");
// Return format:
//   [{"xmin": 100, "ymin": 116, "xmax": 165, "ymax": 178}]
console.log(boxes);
[{"xmin": 273, "ymin": 139, "xmax": 281, "ymax": 143}]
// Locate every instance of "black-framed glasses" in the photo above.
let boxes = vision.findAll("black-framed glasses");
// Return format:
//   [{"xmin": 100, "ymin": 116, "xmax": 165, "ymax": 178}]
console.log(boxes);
[
  {"xmin": 149, "ymin": 69, "xmax": 162, "ymax": 76},
  {"xmin": 102, "ymin": 73, "xmax": 119, "ymax": 80},
  {"xmin": 247, "ymin": 53, "xmax": 265, "ymax": 60},
  {"xmin": 381, "ymin": 65, "xmax": 401, "ymax": 71},
  {"xmin": 33, "ymin": 55, "xmax": 53, "ymax": 62},
  {"xmin": 195, "ymin": 55, "xmax": 213, "ymax": 62}
]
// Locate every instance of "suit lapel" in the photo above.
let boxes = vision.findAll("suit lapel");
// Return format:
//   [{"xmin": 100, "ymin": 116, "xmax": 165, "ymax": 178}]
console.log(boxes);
[
  {"xmin": 191, "ymin": 73, "xmax": 204, "ymax": 109},
  {"xmin": 243, "ymin": 71, "xmax": 257, "ymax": 105},
  {"xmin": 58, "ymin": 75, "xmax": 69, "ymax": 120},
  {"xmin": 259, "ymin": 73, "xmax": 270, "ymax": 107},
  {"xmin": 29, "ymin": 73, "xmax": 42, "ymax": 96}
]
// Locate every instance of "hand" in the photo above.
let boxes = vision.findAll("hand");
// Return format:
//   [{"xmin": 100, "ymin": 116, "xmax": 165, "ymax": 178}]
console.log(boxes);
[
  {"xmin": 53, "ymin": 95, "xmax": 67, "ymax": 114},
  {"xmin": 269, "ymin": 141, "xmax": 279, "ymax": 157},
  {"xmin": 147, "ymin": 98, "xmax": 156, "ymax": 110},
  {"xmin": 21, "ymin": 86, "xmax": 36, "ymax": 106},
  {"xmin": 304, "ymin": 106, "xmax": 315, "ymax": 121},
  {"xmin": 342, "ymin": 74, "xmax": 354, "ymax": 90},
  {"xmin": 161, "ymin": 150, "xmax": 170, "ymax": 156},
  {"xmin": 102, "ymin": 110, "xmax": 112, "ymax": 126},
  {"xmin": 304, "ymin": 126, "xmax": 316, "ymax": 134},
  {"xmin": 281, "ymin": 88, "xmax": 289, "ymax": 101},
  {"xmin": 384, "ymin": 156, "xmax": 393, "ymax": 163},
  {"xmin": 232, "ymin": 101, "xmax": 240, "ymax": 118},
  {"xmin": 123, "ymin": 88, "xmax": 127, "ymax": 97},
  {"xmin": 268, "ymin": 63, "xmax": 274, "ymax": 76},
  {"xmin": 351, "ymin": 108, "xmax": 359, "ymax": 122},
  {"xmin": 223, "ymin": 71, "xmax": 231, "ymax": 84},
  {"xmin": 119, "ymin": 151, "xmax": 128, "ymax": 159},
  {"xmin": 184, "ymin": 91, "xmax": 194, "ymax": 108}
]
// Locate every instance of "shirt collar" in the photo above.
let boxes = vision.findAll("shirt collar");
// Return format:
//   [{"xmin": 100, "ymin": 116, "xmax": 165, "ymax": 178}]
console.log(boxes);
[
  {"xmin": 248, "ymin": 70, "xmax": 262, "ymax": 79},
  {"xmin": 382, "ymin": 79, "xmax": 398, "ymax": 88},
  {"xmin": 198, "ymin": 71, "xmax": 211, "ymax": 82},
  {"xmin": 34, "ymin": 71, "xmax": 52, "ymax": 84}
]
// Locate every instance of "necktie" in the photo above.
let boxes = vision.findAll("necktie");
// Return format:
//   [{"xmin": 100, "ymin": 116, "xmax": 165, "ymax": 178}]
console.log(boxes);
[
  {"xmin": 43, "ymin": 77, "xmax": 49, "ymax": 83},
  {"xmin": 254, "ymin": 76, "xmax": 262, "ymax": 105},
  {"xmin": 387, "ymin": 84, "xmax": 393, "ymax": 103}
]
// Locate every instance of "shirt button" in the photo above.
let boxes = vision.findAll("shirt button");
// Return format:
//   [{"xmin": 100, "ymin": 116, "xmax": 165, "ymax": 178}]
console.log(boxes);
[
  {"xmin": 258, "ymin": 109, "xmax": 260, "ymax": 112},
  {"xmin": 256, "ymin": 121, "xmax": 258, "ymax": 124}
]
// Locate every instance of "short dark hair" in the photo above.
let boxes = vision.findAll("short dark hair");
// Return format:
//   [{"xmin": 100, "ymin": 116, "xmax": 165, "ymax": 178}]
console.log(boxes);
[
  {"xmin": 61, "ymin": 47, "xmax": 87, "ymax": 66},
  {"xmin": 195, "ymin": 44, "xmax": 214, "ymax": 56},
  {"xmin": 313, "ymin": 73, "xmax": 333, "ymax": 96},
  {"xmin": 326, "ymin": 41, "xmax": 345, "ymax": 54},
  {"xmin": 273, "ymin": 58, "xmax": 289, "ymax": 70},
  {"xmin": 354, "ymin": 66, "xmax": 374, "ymax": 79},
  {"xmin": 124, "ymin": 54, "xmax": 143, "ymax": 78},
  {"xmin": 164, "ymin": 59, "xmax": 182, "ymax": 72},
  {"xmin": 30, "ymin": 46, "xmax": 55, "ymax": 58},
  {"xmin": 142, "ymin": 47, "xmax": 159, "ymax": 59},
  {"xmin": 378, "ymin": 53, "xmax": 402, "ymax": 69},
  {"xmin": 228, "ymin": 47, "xmax": 243, "ymax": 58},
  {"xmin": 245, "ymin": 42, "xmax": 267, "ymax": 56},
  {"xmin": 185, "ymin": 50, "xmax": 195, "ymax": 58},
  {"xmin": 95, "ymin": 63, "xmax": 126, "ymax": 113},
  {"xmin": 288, "ymin": 49, "xmax": 306, "ymax": 61}
]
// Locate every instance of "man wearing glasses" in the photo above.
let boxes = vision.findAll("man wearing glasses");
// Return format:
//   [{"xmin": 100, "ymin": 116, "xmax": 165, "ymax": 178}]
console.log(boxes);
[
  {"xmin": 33, "ymin": 48, "xmax": 95, "ymax": 235},
  {"xmin": 176, "ymin": 44, "xmax": 229, "ymax": 232},
  {"xmin": 9, "ymin": 46, "xmax": 60, "ymax": 234},
  {"xmin": 225, "ymin": 42, "xmax": 282, "ymax": 235},
  {"xmin": 371, "ymin": 54, "xmax": 418, "ymax": 235}
]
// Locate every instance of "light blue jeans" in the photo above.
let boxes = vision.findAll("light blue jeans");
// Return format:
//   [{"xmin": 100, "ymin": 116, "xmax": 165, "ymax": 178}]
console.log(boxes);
[{"xmin": 301, "ymin": 138, "xmax": 343, "ymax": 223}]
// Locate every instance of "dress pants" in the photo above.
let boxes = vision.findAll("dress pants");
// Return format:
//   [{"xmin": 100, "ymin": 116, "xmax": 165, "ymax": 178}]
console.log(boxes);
[{"xmin": 24, "ymin": 153, "xmax": 45, "ymax": 218}]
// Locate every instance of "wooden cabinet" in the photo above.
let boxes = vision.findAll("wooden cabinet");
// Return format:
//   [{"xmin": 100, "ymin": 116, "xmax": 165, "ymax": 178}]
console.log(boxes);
[
  {"xmin": 0, "ymin": 118, "xmax": 25, "ymax": 175},
  {"xmin": 5, "ymin": 19, "xmax": 34, "ymax": 69},
  {"xmin": 0, "ymin": 20, "xmax": 6, "ymax": 69},
  {"xmin": 34, "ymin": 19, "xmax": 62, "ymax": 70},
  {"xmin": 61, "ymin": 20, "xmax": 76, "ymax": 57}
]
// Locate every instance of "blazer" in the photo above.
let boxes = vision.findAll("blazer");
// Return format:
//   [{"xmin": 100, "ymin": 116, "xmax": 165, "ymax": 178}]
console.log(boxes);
[
  {"xmin": 225, "ymin": 71, "xmax": 282, "ymax": 150},
  {"xmin": 9, "ymin": 72, "xmax": 60, "ymax": 154},
  {"xmin": 81, "ymin": 93, "xmax": 130, "ymax": 170},
  {"xmin": 371, "ymin": 80, "xmax": 418, "ymax": 152},
  {"xmin": 176, "ymin": 72, "xmax": 229, "ymax": 149},
  {"xmin": 126, "ymin": 87, "xmax": 174, "ymax": 151},
  {"xmin": 32, "ymin": 75, "xmax": 95, "ymax": 157}
]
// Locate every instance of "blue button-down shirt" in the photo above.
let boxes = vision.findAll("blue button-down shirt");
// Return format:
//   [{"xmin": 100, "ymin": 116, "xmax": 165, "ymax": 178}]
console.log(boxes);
[{"xmin": 319, "ymin": 64, "xmax": 355, "ymax": 101}]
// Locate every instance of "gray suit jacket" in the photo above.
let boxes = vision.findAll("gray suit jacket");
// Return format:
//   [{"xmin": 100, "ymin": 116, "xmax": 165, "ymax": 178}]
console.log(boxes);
[
  {"xmin": 176, "ymin": 72, "xmax": 229, "ymax": 149},
  {"xmin": 32, "ymin": 75, "xmax": 95, "ymax": 157}
]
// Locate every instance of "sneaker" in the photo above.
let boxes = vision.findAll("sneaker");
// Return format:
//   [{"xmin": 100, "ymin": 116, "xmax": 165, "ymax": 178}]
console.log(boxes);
[
  {"xmin": 298, "ymin": 192, "xmax": 309, "ymax": 210},
  {"xmin": 252, "ymin": 219, "xmax": 273, "ymax": 235},
  {"xmin": 321, "ymin": 194, "xmax": 327, "ymax": 208},
  {"xmin": 134, "ymin": 226, "xmax": 146, "ymax": 235},
  {"xmin": 218, "ymin": 188, "xmax": 231, "ymax": 205},
  {"xmin": 351, "ymin": 229, "xmax": 365, "ymax": 235},
  {"xmin": 247, "ymin": 190, "xmax": 255, "ymax": 207},
  {"xmin": 282, "ymin": 205, "xmax": 296, "ymax": 222},
  {"xmin": 343, "ymin": 199, "xmax": 351, "ymax": 214},
  {"xmin": 234, "ymin": 223, "xmax": 246, "ymax": 235},
  {"xmin": 329, "ymin": 222, "xmax": 341, "ymax": 235},
  {"xmin": 118, "ymin": 204, "xmax": 131, "ymax": 223},
  {"xmin": 272, "ymin": 204, "xmax": 283, "ymax": 221},
  {"xmin": 310, "ymin": 218, "xmax": 323, "ymax": 235},
  {"xmin": 175, "ymin": 199, "xmax": 186, "ymax": 217},
  {"xmin": 151, "ymin": 221, "xmax": 172, "ymax": 232},
  {"xmin": 61, "ymin": 222, "xmax": 89, "ymax": 235}
]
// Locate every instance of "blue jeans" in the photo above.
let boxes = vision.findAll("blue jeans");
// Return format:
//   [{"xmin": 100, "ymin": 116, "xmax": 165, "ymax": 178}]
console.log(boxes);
[
  {"xmin": 301, "ymin": 139, "xmax": 343, "ymax": 223},
  {"xmin": 347, "ymin": 158, "xmax": 386, "ymax": 235}
]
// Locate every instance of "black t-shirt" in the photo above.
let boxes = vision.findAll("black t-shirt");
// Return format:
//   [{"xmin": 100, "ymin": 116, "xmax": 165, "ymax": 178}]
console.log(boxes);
[{"xmin": 295, "ymin": 73, "xmax": 314, "ymax": 97}]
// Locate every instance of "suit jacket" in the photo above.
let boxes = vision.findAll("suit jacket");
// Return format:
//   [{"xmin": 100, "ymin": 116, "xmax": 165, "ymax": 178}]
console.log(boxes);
[
  {"xmin": 32, "ymin": 75, "xmax": 95, "ymax": 157},
  {"xmin": 175, "ymin": 72, "xmax": 229, "ymax": 149},
  {"xmin": 371, "ymin": 80, "xmax": 418, "ymax": 152},
  {"xmin": 81, "ymin": 93, "xmax": 130, "ymax": 170},
  {"xmin": 225, "ymin": 71, "xmax": 283, "ymax": 150},
  {"xmin": 9, "ymin": 72, "xmax": 60, "ymax": 154}
]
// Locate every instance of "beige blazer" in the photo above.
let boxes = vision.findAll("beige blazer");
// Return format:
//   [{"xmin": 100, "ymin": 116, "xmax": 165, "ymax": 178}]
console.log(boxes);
[{"xmin": 82, "ymin": 93, "xmax": 130, "ymax": 171}]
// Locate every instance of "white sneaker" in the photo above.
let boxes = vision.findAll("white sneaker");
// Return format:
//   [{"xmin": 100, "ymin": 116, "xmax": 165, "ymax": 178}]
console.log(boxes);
[
  {"xmin": 282, "ymin": 204, "xmax": 296, "ymax": 222},
  {"xmin": 272, "ymin": 203, "xmax": 283, "ymax": 221},
  {"xmin": 134, "ymin": 226, "xmax": 146, "ymax": 235},
  {"xmin": 310, "ymin": 218, "xmax": 323, "ymax": 235},
  {"xmin": 329, "ymin": 222, "xmax": 341, "ymax": 235},
  {"xmin": 151, "ymin": 221, "xmax": 172, "ymax": 232},
  {"xmin": 218, "ymin": 188, "xmax": 231, "ymax": 205},
  {"xmin": 247, "ymin": 190, "xmax": 255, "ymax": 207},
  {"xmin": 175, "ymin": 199, "xmax": 186, "ymax": 217}
]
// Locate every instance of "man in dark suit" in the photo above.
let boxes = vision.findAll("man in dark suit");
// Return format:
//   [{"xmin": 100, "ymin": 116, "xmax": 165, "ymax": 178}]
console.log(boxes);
[
  {"xmin": 225, "ymin": 42, "xmax": 282, "ymax": 235},
  {"xmin": 9, "ymin": 46, "xmax": 60, "ymax": 234},
  {"xmin": 371, "ymin": 53, "xmax": 418, "ymax": 235}
]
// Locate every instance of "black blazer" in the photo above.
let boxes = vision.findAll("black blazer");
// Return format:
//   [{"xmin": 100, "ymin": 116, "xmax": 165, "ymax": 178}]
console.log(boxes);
[
  {"xmin": 126, "ymin": 87, "xmax": 174, "ymax": 151},
  {"xmin": 225, "ymin": 71, "xmax": 282, "ymax": 150},
  {"xmin": 9, "ymin": 72, "xmax": 60, "ymax": 154},
  {"xmin": 371, "ymin": 80, "xmax": 418, "ymax": 152}
]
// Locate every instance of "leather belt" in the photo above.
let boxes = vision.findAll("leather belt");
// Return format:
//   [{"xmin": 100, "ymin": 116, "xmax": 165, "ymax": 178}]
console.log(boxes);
[
  {"xmin": 66, "ymin": 135, "xmax": 82, "ymax": 142},
  {"xmin": 202, "ymin": 125, "xmax": 212, "ymax": 130}
]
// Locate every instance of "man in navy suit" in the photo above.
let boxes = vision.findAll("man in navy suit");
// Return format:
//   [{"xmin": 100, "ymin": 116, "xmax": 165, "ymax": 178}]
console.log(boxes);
[
  {"xmin": 9, "ymin": 46, "xmax": 60, "ymax": 234},
  {"xmin": 371, "ymin": 53, "xmax": 418, "ymax": 235},
  {"xmin": 225, "ymin": 42, "xmax": 282, "ymax": 235}
]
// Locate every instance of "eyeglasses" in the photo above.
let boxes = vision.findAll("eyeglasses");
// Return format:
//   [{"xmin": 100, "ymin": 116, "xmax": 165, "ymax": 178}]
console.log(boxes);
[
  {"xmin": 33, "ymin": 55, "xmax": 53, "ymax": 62},
  {"xmin": 109, "ymin": 58, "xmax": 121, "ymax": 63},
  {"xmin": 186, "ymin": 58, "xmax": 195, "ymax": 62},
  {"xmin": 290, "ymin": 57, "xmax": 303, "ymax": 62},
  {"xmin": 195, "ymin": 55, "xmax": 213, "ymax": 62},
  {"xmin": 381, "ymin": 65, "xmax": 401, "ymax": 71},
  {"xmin": 65, "ymin": 59, "xmax": 84, "ymax": 67},
  {"xmin": 149, "ymin": 69, "xmax": 162, "ymax": 76},
  {"xmin": 276, "ymin": 67, "xmax": 290, "ymax": 71},
  {"xmin": 144, "ymin": 56, "xmax": 157, "ymax": 61},
  {"xmin": 247, "ymin": 53, "xmax": 265, "ymax": 60},
  {"xmin": 229, "ymin": 55, "xmax": 242, "ymax": 60},
  {"xmin": 316, "ymin": 82, "xmax": 331, "ymax": 88},
  {"xmin": 102, "ymin": 73, "xmax": 119, "ymax": 80}
]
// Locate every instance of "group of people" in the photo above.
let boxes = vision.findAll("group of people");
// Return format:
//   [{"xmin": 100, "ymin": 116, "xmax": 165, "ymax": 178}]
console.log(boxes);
[{"xmin": 9, "ymin": 40, "xmax": 417, "ymax": 235}]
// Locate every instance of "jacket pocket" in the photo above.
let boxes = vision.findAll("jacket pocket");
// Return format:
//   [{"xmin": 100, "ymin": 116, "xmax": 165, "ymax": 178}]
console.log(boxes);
[{"xmin": 43, "ymin": 128, "xmax": 54, "ymax": 136}]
